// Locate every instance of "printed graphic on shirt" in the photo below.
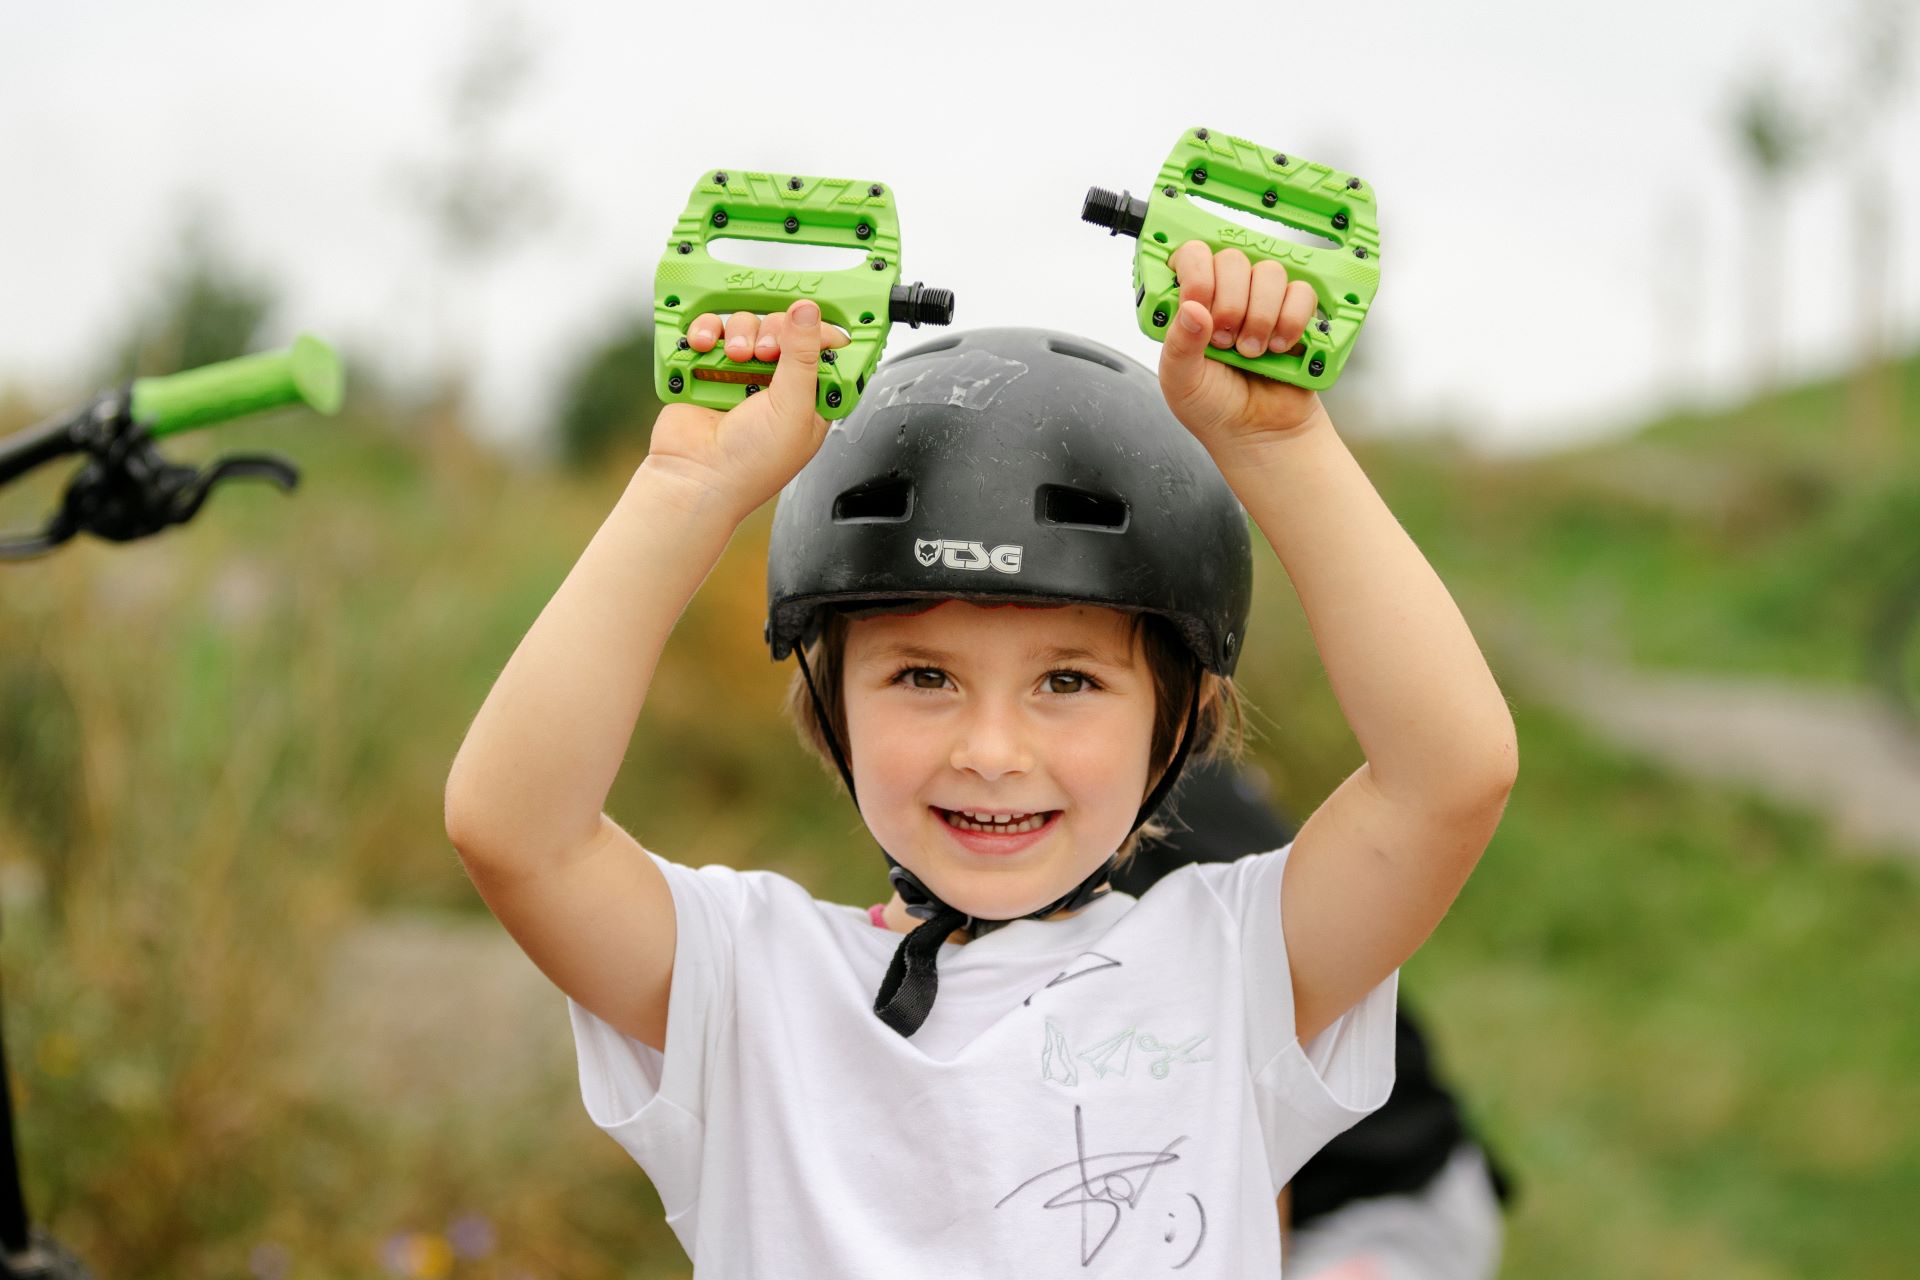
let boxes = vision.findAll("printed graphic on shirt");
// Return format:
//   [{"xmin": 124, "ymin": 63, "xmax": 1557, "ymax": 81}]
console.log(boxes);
[
  {"xmin": 1041, "ymin": 1020, "xmax": 1212, "ymax": 1086},
  {"xmin": 995, "ymin": 1103, "xmax": 1207, "ymax": 1268}
]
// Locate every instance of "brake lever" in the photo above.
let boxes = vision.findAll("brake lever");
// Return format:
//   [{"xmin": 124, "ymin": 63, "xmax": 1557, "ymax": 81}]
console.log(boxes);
[
  {"xmin": 54, "ymin": 441, "xmax": 299, "ymax": 545},
  {"xmin": 0, "ymin": 390, "xmax": 298, "ymax": 560}
]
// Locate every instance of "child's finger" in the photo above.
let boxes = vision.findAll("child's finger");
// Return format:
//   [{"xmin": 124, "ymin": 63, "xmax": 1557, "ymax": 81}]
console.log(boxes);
[
  {"xmin": 748, "ymin": 313, "xmax": 856, "ymax": 363},
  {"xmin": 724, "ymin": 311, "xmax": 761, "ymax": 363},
  {"xmin": 764, "ymin": 299, "xmax": 823, "ymax": 422},
  {"xmin": 1239, "ymin": 259, "xmax": 1289, "ymax": 358},
  {"xmin": 688, "ymin": 314, "xmax": 722, "ymax": 351},
  {"xmin": 1274, "ymin": 279, "xmax": 1319, "ymax": 352},
  {"xmin": 1208, "ymin": 248, "xmax": 1251, "ymax": 349}
]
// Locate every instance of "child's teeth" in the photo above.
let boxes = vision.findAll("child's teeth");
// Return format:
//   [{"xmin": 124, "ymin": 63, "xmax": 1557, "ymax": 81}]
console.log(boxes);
[{"xmin": 945, "ymin": 810, "xmax": 1047, "ymax": 834}]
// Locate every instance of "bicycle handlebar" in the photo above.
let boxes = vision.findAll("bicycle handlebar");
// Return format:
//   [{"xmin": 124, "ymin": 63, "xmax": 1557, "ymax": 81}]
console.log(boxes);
[
  {"xmin": 130, "ymin": 334, "xmax": 343, "ymax": 437},
  {"xmin": 0, "ymin": 335, "xmax": 345, "ymax": 558}
]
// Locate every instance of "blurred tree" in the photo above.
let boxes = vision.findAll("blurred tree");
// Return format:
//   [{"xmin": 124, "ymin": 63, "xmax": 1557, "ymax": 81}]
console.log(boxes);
[
  {"xmin": 1833, "ymin": 0, "xmax": 1912, "ymax": 459},
  {"xmin": 555, "ymin": 305, "xmax": 662, "ymax": 470},
  {"xmin": 397, "ymin": 1, "xmax": 556, "ymax": 465},
  {"xmin": 106, "ymin": 209, "xmax": 277, "ymax": 380},
  {"xmin": 1727, "ymin": 68, "xmax": 1823, "ymax": 398}
]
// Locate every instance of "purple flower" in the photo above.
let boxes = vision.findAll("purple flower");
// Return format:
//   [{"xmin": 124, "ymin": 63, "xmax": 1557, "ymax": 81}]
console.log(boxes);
[{"xmin": 448, "ymin": 1212, "xmax": 497, "ymax": 1260}]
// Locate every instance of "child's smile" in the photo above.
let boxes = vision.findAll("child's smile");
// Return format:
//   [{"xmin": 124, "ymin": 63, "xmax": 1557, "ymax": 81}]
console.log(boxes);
[
  {"xmin": 933, "ymin": 805, "xmax": 1063, "ymax": 852},
  {"xmin": 842, "ymin": 600, "xmax": 1157, "ymax": 926}
]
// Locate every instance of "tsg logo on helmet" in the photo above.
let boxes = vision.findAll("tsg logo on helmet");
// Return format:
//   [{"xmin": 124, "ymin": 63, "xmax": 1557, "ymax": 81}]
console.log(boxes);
[{"xmin": 914, "ymin": 538, "xmax": 1023, "ymax": 574}]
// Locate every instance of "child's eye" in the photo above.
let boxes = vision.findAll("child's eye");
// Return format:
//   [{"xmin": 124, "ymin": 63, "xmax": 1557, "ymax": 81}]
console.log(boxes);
[
  {"xmin": 1044, "ymin": 670, "xmax": 1098, "ymax": 695},
  {"xmin": 893, "ymin": 666, "xmax": 949, "ymax": 691}
]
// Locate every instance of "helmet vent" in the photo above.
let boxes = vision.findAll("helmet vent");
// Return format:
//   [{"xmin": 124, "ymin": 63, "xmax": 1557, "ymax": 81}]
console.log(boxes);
[
  {"xmin": 891, "ymin": 335, "xmax": 962, "ymax": 362},
  {"xmin": 833, "ymin": 476, "xmax": 915, "ymax": 524},
  {"xmin": 1038, "ymin": 484, "xmax": 1130, "ymax": 532},
  {"xmin": 1045, "ymin": 338, "xmax": 1125, "ymax": 373}
]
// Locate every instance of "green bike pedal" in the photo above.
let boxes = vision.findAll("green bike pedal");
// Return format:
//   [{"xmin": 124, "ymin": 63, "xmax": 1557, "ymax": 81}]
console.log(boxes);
[
  {"xmin": 655, "ymin": 168, "xmax": 955, "ymax": 420},
  {"xmin": 1082, "ymin": 125, "xmax": 1380, "ymax": 390}
]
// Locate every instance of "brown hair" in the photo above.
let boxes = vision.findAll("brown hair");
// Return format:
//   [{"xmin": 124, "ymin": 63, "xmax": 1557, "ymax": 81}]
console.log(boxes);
[{"xmin": 783, "ymin": 606, "xmax": 1248, "ymax": 868}]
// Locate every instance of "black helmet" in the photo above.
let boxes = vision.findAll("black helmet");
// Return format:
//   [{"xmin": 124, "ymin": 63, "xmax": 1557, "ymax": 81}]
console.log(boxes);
[
  {"xmin": 765, "ymin": 326, "xmax": 1253, "ymax": 1038},
  {"xmin": 767, "ymin": 327, "xmax": 1251, "ymax": 675}
]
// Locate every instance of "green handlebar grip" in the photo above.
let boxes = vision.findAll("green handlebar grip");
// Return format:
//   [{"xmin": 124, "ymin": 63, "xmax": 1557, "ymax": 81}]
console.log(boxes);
[
  {"xmin": 1083, "ymin": 126, "xmax": 1381, "ymax": 390},
  {"xmin": 654, "ymin": 169, "xmax": 954, "ymax": 421},
  {"xmin": 132, "ymin": 334, "xmax": 345, "ymax": 438}
]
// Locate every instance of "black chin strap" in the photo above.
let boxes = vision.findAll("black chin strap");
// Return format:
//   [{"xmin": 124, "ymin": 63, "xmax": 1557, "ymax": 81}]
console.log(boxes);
[{"xmin": 797, "ymin": 645, "xmax": 1203, "ymax": 1037}]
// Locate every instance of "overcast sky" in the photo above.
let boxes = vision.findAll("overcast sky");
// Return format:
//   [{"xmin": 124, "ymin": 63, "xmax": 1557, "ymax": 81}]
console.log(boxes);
[{"xmin": 3, "ymin": 0, "xmax": 1916, "ymax": 455}]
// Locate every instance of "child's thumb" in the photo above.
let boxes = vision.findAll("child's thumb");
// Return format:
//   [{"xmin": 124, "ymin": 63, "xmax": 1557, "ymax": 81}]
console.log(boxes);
[
  {"xmin": 1157, "ymin": 300, "xmax": 1212, "ymax": 400},
  {"xmin": 766, "ymin": 299, "xmax": 823, "ymax": 421}
]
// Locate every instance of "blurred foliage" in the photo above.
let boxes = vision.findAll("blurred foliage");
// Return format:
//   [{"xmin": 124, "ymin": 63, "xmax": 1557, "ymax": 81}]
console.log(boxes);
[
  {"xmin": 1, "ymin": 331, "xmax": 1917, "ymax": 1276},
  {"xmin": 1728, "ymin": 68, "xmax": 1824, "ymax": 177},
  {"xmin": 105, "ymin": 212, "xmax": 277, "ymax": 381},
  {"xmin": 1419, "ymin": 701, "xmax": 1920, "ymax": 1280},
  {"xmin": 1362, "ymin": 343, "xmax": 1920, "ymax": 686},
  {"xmin": 555, "ymin": 310, "xmax": 662, "ymax": 469},
  {"xmin": 397, "ymin": 0, "xmax": 557, "ymax": 411},
  {"xmin": 401, "ymin": 3, "xmax": 554, "ymax": 268}
]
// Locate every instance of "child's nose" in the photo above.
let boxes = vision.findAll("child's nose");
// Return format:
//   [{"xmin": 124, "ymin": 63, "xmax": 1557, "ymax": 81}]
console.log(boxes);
[{"xmin": 949, "ymin": 703, "xmax": 1034, "ymax": 780}]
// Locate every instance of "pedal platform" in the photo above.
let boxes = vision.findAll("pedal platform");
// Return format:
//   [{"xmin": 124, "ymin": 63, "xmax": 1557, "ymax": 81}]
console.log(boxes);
[
  {"xmin": 654, "ymin": 169, "xmax": 953, "ymax": 420},
  {"xmin": 1083, "ymin": 126, "xmax": 1381, "ymax": 390}
]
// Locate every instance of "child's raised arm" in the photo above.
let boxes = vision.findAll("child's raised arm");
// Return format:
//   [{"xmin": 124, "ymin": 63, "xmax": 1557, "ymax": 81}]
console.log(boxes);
[
  {"xmin": 1156, "ymin": 243, "xmax": 1519, "ymax": 1046},
  {"xmin": 443, "ymin": 300, "xmax": 842, "ymax": 1050}
]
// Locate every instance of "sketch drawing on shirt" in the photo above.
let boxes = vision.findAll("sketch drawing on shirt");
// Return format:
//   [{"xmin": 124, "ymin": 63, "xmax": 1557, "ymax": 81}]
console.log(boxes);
[
  {"xmin": 1136, "ymin": 1033, "xmax": 1211, "ymax": 1080},
  {"xmin": 995, "ymin": 1103, "xmax": 1206, "ymax": 1267},
  {"xmin": 1024, "ymin": 951, "xmax": 1125, "ymax": 1007},
  {"xmin": 1042, "ymin": 1021, "xmax": 1083, "ymax": 1085},
  {"xmin": 1043, "ymin": 1020, "xmax": 1213, "ymax": 1086}
]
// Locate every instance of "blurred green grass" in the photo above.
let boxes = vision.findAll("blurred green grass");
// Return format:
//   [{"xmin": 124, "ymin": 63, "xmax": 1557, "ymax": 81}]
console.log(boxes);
[
  {"xmin": 0, "ymin": 348, "xmax": 1916, "ymax": 1277},
  {"xmin": 1365, "ymin": 354, "xmax": 1920, "ymax": 688}
]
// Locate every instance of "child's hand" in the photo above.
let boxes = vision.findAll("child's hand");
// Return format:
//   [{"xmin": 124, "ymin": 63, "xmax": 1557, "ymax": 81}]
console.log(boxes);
[
  {"xmin": 643, "ymin": 301, "xmax": 853, "ymax": 519},
  {"xmin": 1157, "ymin": 240, "xmax": 1328, "ymax": 456}
]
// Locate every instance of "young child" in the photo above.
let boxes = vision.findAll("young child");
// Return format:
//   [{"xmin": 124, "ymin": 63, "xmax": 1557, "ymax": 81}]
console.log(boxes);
[{"xmin": 444, "ymin": 242, "xmax": 1518, "ymax": 1276}]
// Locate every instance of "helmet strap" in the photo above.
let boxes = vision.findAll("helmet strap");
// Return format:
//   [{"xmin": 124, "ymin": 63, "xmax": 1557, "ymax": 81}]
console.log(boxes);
[
  {"xmin": 795, "ymin": 642, "xmax": 859, "ymax": 804},
  {"xmin": 1130, "ymin": 672, "xmax": 1203, "ymax": 836}
]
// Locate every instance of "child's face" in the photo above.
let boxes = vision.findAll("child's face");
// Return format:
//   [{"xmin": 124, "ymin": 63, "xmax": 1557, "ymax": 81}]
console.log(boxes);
[{"xmin": 840, "ymin": 600, "xmax": 1158, "ymax": 922}]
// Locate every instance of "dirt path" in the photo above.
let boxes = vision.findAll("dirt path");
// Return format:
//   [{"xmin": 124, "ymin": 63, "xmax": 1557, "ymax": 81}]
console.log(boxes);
[
  {"xmin": 289, "ymin": 911, "xmax": 578, "ymax": 1114},
  {"xmin": 1491, "ymin": 623, "xmax": 1920, "ymax": 861}
]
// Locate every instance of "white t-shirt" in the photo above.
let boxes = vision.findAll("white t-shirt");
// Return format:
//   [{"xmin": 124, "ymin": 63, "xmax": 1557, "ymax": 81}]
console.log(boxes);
[{"xmin": 567, "ymin": 841, "xmax": 1397, "ymax": 1277}]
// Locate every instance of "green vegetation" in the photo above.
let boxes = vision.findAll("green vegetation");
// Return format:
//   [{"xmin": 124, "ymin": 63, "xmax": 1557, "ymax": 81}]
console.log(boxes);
[
  {"xmin": 554, "ymin": 311, "xmax": 664, "ymax": 470},
  {"xmin": 1364, "ymin": 351, "xmax": 1920, "ymax": 687},
  {"xmin": 1, "ymin": 340, "xmax": 1915, "ymax": 1276}
]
